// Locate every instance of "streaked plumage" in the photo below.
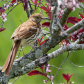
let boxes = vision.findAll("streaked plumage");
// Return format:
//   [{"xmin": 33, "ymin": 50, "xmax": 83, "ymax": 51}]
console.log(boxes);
[{"xmin": 2, "ymin": 13, "xmax": 44, "ymax": 76}]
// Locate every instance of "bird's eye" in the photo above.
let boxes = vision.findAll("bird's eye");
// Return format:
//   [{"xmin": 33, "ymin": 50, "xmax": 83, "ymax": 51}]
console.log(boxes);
[{"xmin": 36, "ymin": 16, "xmax": 39, "ymax": 19}]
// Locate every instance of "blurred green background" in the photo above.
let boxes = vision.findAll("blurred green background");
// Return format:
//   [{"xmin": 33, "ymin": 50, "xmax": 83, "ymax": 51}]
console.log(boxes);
[{"xmin": 0, "ymin": 1, "xmax": 84, "ymax": 84}]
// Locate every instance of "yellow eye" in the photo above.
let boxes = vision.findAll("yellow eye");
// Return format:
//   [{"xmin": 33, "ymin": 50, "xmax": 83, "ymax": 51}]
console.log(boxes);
[{"xmin": 36, "ymin": 16, "xmax": 39, "ymax": 19}]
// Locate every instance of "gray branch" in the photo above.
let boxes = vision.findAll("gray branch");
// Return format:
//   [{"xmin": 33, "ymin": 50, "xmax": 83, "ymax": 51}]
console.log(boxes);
[{"xmin": 7, "ymin": 43, "xmax": 84, "ymax": 77}]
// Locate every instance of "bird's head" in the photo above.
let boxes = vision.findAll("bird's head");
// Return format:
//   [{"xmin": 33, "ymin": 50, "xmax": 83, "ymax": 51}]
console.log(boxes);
[{"xmin": 28, "ymin": 13, "xmax": 44, "ymax": 23}]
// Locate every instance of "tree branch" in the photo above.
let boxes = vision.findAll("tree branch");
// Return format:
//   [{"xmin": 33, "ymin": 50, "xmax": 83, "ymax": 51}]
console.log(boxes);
[{"xmin": 8, "ymin": 43, "xmax": 84, "ymax": 78}]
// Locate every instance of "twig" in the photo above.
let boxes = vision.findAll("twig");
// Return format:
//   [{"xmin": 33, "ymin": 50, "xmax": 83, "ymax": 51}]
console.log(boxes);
[
  {"xmin": 40, "ymin": 2, "xmax": 52, "ymax": 14},
  {"xmin": 50, "ymin": 65, "xmax": 68, "ymax": 70},
  {"xmin": 51, "ymin": 52, "xmax": 70, "ymax": 82},
  {"xmin": 7, "ymin": 2, "xmax": 21, "ymax": 15},
  {"xmin": 58, "ymin": 20, "xmax": 71, "ymax": 44},
  {"xmin": 26, "ymin": 8, "xmax": 30, "ymax": 18},
  {"xmin": 69, "ymin": 52, "xmax": 84, "ymax": 67},
  {"xmin": 1, "ymin": 2, "xmax": 21, "ymax": 28},
  {"xmin": 19, "ymin": 19, "xmax": 23, "ymax": 24},
  {"xmin": 1, "ymin": 21, "xmax": 4, "ymax": 28},
  {"xmin": 49, "ymin": 0, "xmax": 58, "ymax": 34},
  {"xmin": 28, "ymin": 0, "xmax": 34, "ymax": 14},
  {"xmin": 61, "ymin": 19, "xmax": 84, "ymax": 37},
  {"xmin": 26, "ymin": 1, "xmax": 30, "ymax": 18},
  {"xmin": 0, "ymin": 0, "xmax": 4, "ymax": 2},
  {"xmin": 79, "ymin": 2, "xmax": 84, "ymax": 9},
  {"xmin": 11, "ymin": 76, "xmax": 20, "ymax": 84}
]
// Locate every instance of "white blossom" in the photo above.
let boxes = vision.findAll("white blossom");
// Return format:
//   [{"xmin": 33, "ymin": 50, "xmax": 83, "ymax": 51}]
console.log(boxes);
[{"xmin": 0, "ymin": 13, "xmax": 7, "ymax": 22}]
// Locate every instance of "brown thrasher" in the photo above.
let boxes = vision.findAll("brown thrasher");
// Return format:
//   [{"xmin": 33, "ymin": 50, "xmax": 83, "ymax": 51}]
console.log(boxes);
[{"xmin": 2, "ymin": 13, "xmax": 44, "ymax": 76}]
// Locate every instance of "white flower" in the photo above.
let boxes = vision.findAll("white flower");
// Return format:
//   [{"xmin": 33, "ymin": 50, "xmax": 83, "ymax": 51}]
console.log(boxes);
[
  {"xmin": 8, "ymin": 83, "xmax": 12, "ymax": 84},
  {"xmin": 71, "ymin": 81, "xmax": 74, "ymax": 83},
  {"xmin": 47, "ymin": 75, "xmax": 54, "ymax": 80},
  {"xmin": 51, "ymin": 82, "xmax": 54, "ymax": 84},
  {"xmin": 14, "ymin": 3, "xmax": 18, "ymax": 5},
  {"xmin": 58, "ymin": 0, "xmax": 63, "ymax": 6},
  {"xmin": 63, "ymin": 41, "xmax": 66, "ymax": 46},
  {"xmin": 0, "ymin": 13, "xmax": 7, "ymax": 22},
  {"xmin": 3, "ymin": 18, "xmax": 7, "ymax": 22},
  {"xmin": 4, "ymin": 3, "xmax": 10, "ymax": 10},
  {"xmin": 45, "ymin": 64, "xmax": 51, "ymax": 73},
  {"xmin": 43, "ymin": 80, "xmax": 47, "ymax": 83},
  {"xmin": 51, "ymin": 6, "xmax": 55, "ymax": 11}
]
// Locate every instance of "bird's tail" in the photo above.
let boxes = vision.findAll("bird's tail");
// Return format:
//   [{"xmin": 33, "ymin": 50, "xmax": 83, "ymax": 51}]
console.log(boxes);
[{"xmin": 2, "ymin": 40, "xmax": 21, "ymax": 76}]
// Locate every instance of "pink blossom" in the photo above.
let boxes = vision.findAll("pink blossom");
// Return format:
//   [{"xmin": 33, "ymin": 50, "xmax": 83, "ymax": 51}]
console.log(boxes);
[
  {"xmin": 4, "ymin": 3, "xmax": 10, "ymax": 10},
  {"xmin": 0, "ymin": 13, "xmax": 7, "ymax": 22},
  {"xmin": 58, "ymin": 0, "xmax": 79, "ymax": 11},
  {"xmin": 47, "ymin": 75, "xmax": 54, "ymax": 80},
  {"xmin": 45, "ymin": 64, "xmax": 51, "ymax": 73},
  {"xmin": 43, "ymin": 80, "xmax": 47, "ymax": 83}
]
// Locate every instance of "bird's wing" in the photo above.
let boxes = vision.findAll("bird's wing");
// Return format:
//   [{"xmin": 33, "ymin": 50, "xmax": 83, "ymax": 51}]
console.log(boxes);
[{"xmin": 11, "ymin": 21, "xmax": 40, "ymax": 41}]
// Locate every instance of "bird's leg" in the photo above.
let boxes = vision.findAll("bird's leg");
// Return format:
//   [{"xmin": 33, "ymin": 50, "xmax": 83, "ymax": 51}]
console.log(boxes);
[
  {"xmin": 17, "ymin": 49, "xmax": 21, "ymax": 58},
  {"xmin": 29, "ymin": 45, "xmax": 38, "ymax": 49},
  {"xmin": 30, "ymin": 41, "xmax": 39, "ymax": 49},
  {"xmin": 20, "ymin": 46, "xmax": 25, "ymax": 56}
]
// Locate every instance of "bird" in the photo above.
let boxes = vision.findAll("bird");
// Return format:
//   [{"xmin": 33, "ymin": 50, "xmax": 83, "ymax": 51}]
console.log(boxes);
[{"xmin": 2, "ymin": 13, "xmax": 45, "ymax": 76}]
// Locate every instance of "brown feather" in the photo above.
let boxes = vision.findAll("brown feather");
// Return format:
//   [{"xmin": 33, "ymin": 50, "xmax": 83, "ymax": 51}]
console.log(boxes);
[
  {"xmin": 11, "ymin": 21, "xmax": 40, "ymax": 41},
  {"xmin": 2, "ymin": 13, "xmax": 43, "ymax": 76},
  {"xmin": 2, "ymin": 40, "xmax": 21, "ymax": 76},
  {"xmin": 2, "ymin": 48, "xmax": 12, "ymax": 72}
]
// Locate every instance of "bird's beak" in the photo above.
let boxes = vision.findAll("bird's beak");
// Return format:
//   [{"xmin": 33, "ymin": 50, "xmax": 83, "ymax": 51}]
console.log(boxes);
[{"xmin": 42, "ymin": 17, "xmax": 50, "ymax": 20}]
